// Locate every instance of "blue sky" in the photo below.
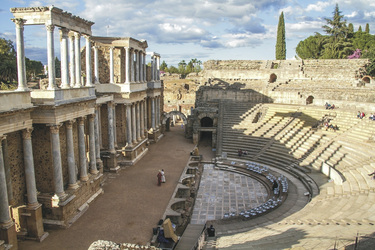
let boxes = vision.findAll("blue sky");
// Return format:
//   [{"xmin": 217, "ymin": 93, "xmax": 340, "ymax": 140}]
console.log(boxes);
[{"xmin": 1, "ymin": 0, "xmax": 374, "ymax": 66}]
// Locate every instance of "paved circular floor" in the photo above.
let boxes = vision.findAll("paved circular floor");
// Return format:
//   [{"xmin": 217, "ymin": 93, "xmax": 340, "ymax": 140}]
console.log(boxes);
[{"xmin": 191, "ymin": 164, "xmax": 268, "ymax": 224}]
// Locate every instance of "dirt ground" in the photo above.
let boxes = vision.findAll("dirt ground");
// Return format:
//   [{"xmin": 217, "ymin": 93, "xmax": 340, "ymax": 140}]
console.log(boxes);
[{"xmin": 18, "ymin": 122, "xmax": 214, "ymax": 250}]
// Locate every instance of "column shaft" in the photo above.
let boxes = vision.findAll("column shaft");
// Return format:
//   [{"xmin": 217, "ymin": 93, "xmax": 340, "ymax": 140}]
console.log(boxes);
[
  {"xmin": 94, "ymin": 46, "xmax": 100, "ymax": 84},
  {"xmin": 151, "ymin": 98, "xmax": 156, "ymax": 129},
  {"xmin": 60, "ymin": 28, "xmax": 70, "ymax": 88},
  {"xmin": 46, "ymin": 25, "xmax": 56, "ymax": 90},
  {"xmin": 136, "ymin": 102, "xmax": 141, "ymax": 140},
  {"xmin": 110, "ymin": 47, "xmax": 114, "ymax": 84},
  {"xmin": 107, "ymin": 102, "xmax": 115, "ymax": 152},
  {"xmin": 49, "ymin": 125, "xmax": 66, "ymax": 198},
  {"xmin": 66, "ymin": 120, "xmax": 78, "ymax": 189},
  {"xmin": 0, "ymin": 136, "xmax": 12, "ymax": 224},
  {"xmin": 94, "ymin": 106, "xmax": 103, "ymax": 169},
  {"xmin": 132, "ymin": 103, "xmax": 136, "ymax": 143},
  {"xmin": 22, "ymin": 129, "xmax": 39, "ymax": 207},
  {"xmin": 126, "ymin": 104, "xmax": 133, "ymax": 147},
  {"xmin": 74, "ymin": 33, "xmax": 81, "ymax": 87},
  {"xmin": 88, "ymin": 115, "xmax": 98, "ymax": 174},
  {"xmin": 69, "ymin": 33, "xmax": 76, "ymax": 86},
  {"xmin": 1, "ymin": 139, "xmax": 13, "ymax": 204},
  {"xmin": 78, "ymin": 118, "xmax": 88, "ymax": 181},
  {"xmin": 140, "ymin": 101, "xmax": 145, "ymax": 139},
  {"xmin": 125, "ymin": 47, "xmax": 130, "ymax": 84},
  {"xmin": 13, "ymin": 19, "xmax": 28, "ymax": 91},
  {"xmin": 135, "ymin": 50, "xmax": 139, "ymax": 82},
  {"xmin": 85, "ymin": 36, "xmax": 93, "ymax": 87}
]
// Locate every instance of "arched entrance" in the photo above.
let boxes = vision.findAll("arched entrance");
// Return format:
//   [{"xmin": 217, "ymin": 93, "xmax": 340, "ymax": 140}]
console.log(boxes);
[
  {"xmin": 306, "ymin": 95, "xmax": 314, "ymax": 105},
  {"xmin": 200, "ymin": 117, "xmax": 213, "ymax": 147},
  {"xmin": 162, "ymin": 111, "xmax": 188, "ymax": 135},
  {"xmin": 362, "ymin": 76, "xmax": 371, "ymax": 84}
]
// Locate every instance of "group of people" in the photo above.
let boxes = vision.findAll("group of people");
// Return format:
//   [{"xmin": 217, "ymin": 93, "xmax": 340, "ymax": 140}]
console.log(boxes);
[
  {"xmin": 357, "ymin": 111, "xmax": 366, "ymax": 119},
  {"xmin": 368, "ymin": 113, "xmax": 375, "ymax": 121},
  {"xmin": 238, "ymin": 149, "xmax": 248, "ymax": 157},
  {"xmin": 325, "ymin": 102, "xmax": 336, "ymax": 110},
  {"xmin": 157, "ymin": 169, "xmax": 166, "ymax": 186},
  {"xmin": 324, "ymin": 121, "xmax": 339, "ymax": 131}
]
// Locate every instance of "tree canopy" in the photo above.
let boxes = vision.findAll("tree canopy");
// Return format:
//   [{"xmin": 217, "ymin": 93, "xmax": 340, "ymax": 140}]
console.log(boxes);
[
  {"xmin": 161, "ymin": 58, "xmax": 202, "ymax": 78},
  {"xmin": 276, "ymin": 12, "xmax": 286, "ymax": 60}
]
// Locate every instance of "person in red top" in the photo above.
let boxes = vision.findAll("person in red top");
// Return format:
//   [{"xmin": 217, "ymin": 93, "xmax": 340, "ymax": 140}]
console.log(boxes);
[{"xmin": 157, "ymin": 171, "xmax": 162, "ymax": 186}]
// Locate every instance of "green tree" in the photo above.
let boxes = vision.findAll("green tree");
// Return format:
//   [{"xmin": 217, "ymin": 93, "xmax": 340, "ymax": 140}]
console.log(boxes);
[
  {"xmin": 178, "ymin": 60, "xmax": 187, "ymax": 75},
  {"xmin": 296, "ymin": 34, "xmax": 327, "ymax": 59},
  {"xmin": 25, "ymin": 58, "xmax": 44, "ymax": 81},
  {"xmin": 160, "ymin": 60, "xmax": 168, "ymax": 72},
  {"xmin": 0, "ymin": 38, "xmax": 17, "ymax": 84},
  {"xmin": 322, "ymin": 4, "xmax": 348, "ymax": 42},
  {"xmin": 275, "ymin": 11, "xmax": 286, "ymax": 60},
  {"xmin": 365, "ymin": 23, "xmax": 370, "ymax": 33},
  {"xmin": 358, "ymin": 26, "xmax": 362, "ymax": 32},
  {"xmin": 168, "ymin": 65, "xmax": 179, "ymax": 74}
]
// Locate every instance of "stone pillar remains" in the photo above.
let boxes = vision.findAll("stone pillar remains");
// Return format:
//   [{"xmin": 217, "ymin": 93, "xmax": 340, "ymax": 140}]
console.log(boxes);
[
  {"xmin": 85, "ymin": 35, "xmax": 93, "ymax": 87},
  {"xmin": 66, "ymin": 120, "xmax": 78, "ymax": 190},
  {"xmin": 140, "ymin": 100, "xmax": 145, "ymax": 139},
  {"xmin": 77, "ymin": 118, "xmax": 88, "ymax": 182},
  {"xmin": 94, "ymin": 46, "xmax": 100, "ymax": 84},
  {"xmin": 12, "ymin": 18, "xmax": 28, "ymax": 91},
  {"xmin": 60, "ymin": 28, "xmax": 70, "ymax": 89},
  {"xmin": 132, "ymin": 103, "xmax": 137, "ymax": 143},
  {"xmin": 139, "ymin": 50, "xmax": 143, "ymax": 83},
  {"xmin": 156, "ymin": 55, "xmax": 160, "ymax": 80},
  {"xmin": 136, "ymin": 102, "xmax": 141, "ymax": 141},
  {"xmin": 94, "ymin": 106, "xmax": 103, "ymax": 170},
  {"xmin": 46, "ymin": 24, "xmax": 56, "ymax": 90},
  {"xmin": 0, "ymin": 136, "xmax": 18, "ymax": 248},
  {"xmin": 88, "ymin": 114, "xmax": 98, "ymax": 175},
  {"xmin": 74, "ymin": 32, "xmax": 82, "ymax": 87},
  {"xmin": 107, "ymin": 102, "xmax": 115, "ymax": 152},
  {"xmin": 110, "ymin": 47, "xmax": 114, "ymax": 84},
  {"xmin": 1, "ymin": 138, "xmax": 13, "ymax": 205},
  {"xmin": 113, "ymin": 104, "xmax": 117, "ymax": 148},
  {"xmin": 125, "ymin": 47, "xmax": 130, "ymax": 84},
  {"xmin": 49, "ymin": 125, "xmax": 67, "ymax": 199},
  {"xmin": 151, "ymin": 97, "xmax": 156, "ymax": 129},
  {"xmin": 126, "ymin": 104, "xmax": 133, "ymax": 147},
  {"xmin": 69, "ymin": 32, "xmax": 76, "ymax": 86}
]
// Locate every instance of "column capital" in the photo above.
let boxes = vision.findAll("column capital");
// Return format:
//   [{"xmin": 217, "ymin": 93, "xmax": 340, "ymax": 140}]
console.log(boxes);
[
  {"xmin": 22, "ymin": 128, "xmax": 33, "ymax": 140},
  {"xmin": 45, "ymin": 24, "xmax": 55, "ymax": 32},
  {"xmin": 78, "ymin": 117, "xmax": 86, "ymax": 125},
  {"xmin": 89, "ymin": 113, "xmax": 96, "ymax": 121},
  {"xmin": 11, "ymin": 18, "xmax": 26, "ymax": 28},
  {"xmin": 49, "ymin": 124, "xmax": 62, "ymax": 134},
  {"xmin": 74, "ymin": 32, "xmax": 81, "ymax": 39},
  {"xmin": 66, "ymin": 119, "xmax": 75, "ymax": 129},
  {"xmin": 59, "ymin": 27, "xmax": 70, "ymax": 37}
]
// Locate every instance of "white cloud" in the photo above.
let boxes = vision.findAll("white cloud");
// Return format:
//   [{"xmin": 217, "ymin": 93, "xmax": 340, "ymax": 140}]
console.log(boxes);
[{"xmin": 306, "ymin": 1, "xmax": 330, "ymax": 12}]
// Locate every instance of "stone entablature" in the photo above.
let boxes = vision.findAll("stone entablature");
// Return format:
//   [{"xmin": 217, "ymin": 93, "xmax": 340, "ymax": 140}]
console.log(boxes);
[{"xmin": 10, "ymin": 6, "xmax": 94, "ymax": 35}]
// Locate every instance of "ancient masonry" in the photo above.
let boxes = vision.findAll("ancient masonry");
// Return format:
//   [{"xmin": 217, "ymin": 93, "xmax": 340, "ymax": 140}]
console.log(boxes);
[{"xmin": 0, "ymin": 6, "xmax": 163, "ymax": 249}]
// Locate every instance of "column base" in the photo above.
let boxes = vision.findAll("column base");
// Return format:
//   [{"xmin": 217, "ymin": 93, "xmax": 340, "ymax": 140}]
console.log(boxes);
[
  {"xmin": 80, "ymin": 175, "xmax": 89, "ymax": 182},
  {"xmin": 102, "ymin": 151, "xmax": 119, "ymax": 173},
  {"xmin": 21, "ymin": 204, "xmax": 49, "ymax": 242},
  {"xmin": 68, "ymin": 183, "xmax": 79, "ymax": 190},
  {"xmin": 0, "ymin": 221, "xmax": 18, "ymax": 249},
  {"xmin": 90, "ymin": 169, "xmax": 99, "ymax": 175}
]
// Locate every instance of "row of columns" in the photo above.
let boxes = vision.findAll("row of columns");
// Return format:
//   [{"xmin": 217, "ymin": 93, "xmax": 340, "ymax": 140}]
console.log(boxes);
[
  {"xmin": 109, "ymin": 47, "xmax": 147, "ymax": 84},
  {"xmin": 150, "ymin": 53, "xmax": 161, "ymax": 82},
  {"xmin": 150, "ymin": 96, "xmax": 161, "ymax": 131},
  {"xmin": 12, "ymin": 18, "xmax": 94, "ymax": 91},
  {"xmin": 49, "ymin": 114, "xmax": 100, "ymax": 200},
  {"xmin": 125, "ymin": 100, "xmax": 147, "ymax": 147},
  {"xmin": 0, "ymin": 130, "xmax": 38, "ymax": 228}
]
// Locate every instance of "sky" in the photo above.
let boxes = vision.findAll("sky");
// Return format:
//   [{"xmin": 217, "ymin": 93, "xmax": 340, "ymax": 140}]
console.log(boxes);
[{"xmin": 1, "ymin": 0, "xmax": 375, "ymax": 67}]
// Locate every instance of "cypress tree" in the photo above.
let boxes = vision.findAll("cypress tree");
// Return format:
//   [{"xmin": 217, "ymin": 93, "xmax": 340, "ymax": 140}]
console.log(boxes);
[
  {"xmin": 365, "ymin": 23, "xmax": 370, "ymax": 33},
  {"xmin": 358, "ymin": 25, "xmax": 362, "ymax": 32},
  {"xmin": 276, "ymin": 11, "xmax": 286, "ymax": 60}
]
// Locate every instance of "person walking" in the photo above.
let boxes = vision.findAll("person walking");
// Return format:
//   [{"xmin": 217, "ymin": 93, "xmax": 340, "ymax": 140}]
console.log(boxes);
[
  {"xmin": 157, "ymin": 170, "xmax": 162, "ymax": 186},
  {"xmin": 161, "ymin": 169, "xmax": 166, "ymax": 183}
]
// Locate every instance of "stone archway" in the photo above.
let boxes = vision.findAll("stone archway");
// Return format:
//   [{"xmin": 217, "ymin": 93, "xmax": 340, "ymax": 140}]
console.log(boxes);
[
  {"xmin": 362, "ymin": 75, "xmax": 372, "ymax": 84},
  {"xmin": 306, "ymin": 95, "xmax": 314, "ymax": 105},
  {"xmin": 162, "ymin": 111, "xmax": 188, "ymax": 134}
]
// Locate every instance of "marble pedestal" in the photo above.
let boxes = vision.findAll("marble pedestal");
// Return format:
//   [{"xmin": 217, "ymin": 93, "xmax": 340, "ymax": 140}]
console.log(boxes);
[
  {"xmin": 21, "ymin": 204, "xmax": 48, "ymax": 242},
  {"xmin": 0, "ymin": 222, "xmax": 18, "ymax": 249}
]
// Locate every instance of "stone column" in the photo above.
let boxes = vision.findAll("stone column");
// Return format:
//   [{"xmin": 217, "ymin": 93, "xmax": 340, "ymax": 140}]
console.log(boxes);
[
  {"xmin": 66, "ymin": 120, "xmax": 78, "ymax": 189},
  {"xmin": 140, "ymin": 100, "xmax": 145, "ymax": 139},
  {"xmin": 22, "ymin": 129, "xmax": 39, "ymax": 207},
  {"xmin": 1, "ymin": 138, "xmax": 13, "ymax": 205},
  {"xmin": 69, "ymin": 32, "xmax": 76, "ymax": 86},
  {"xmin": 94, "ymin": 46, "xmax": 100, "ymax": 84},
  {"xmin": 156, "ymin": 55, "xmax": 160, "ymax": 80},
  {"xmin": 135, "ymin": 50, "xmax": 139, "ymax": 82},
  {"xmin": 88, "ymin": 115, "xmax": 98, "ymax": 174},
  {"xmin": 110, "ymin": 47, "xmax": 114, "ymax": 84},
  {"xmin": 156, "ymin": 96, "xmax": 160, "ymax": 129},
  {"xmin": 113, "ymin": 104, "xmax": 118, "ymax": 148},
  {"xmin": 138, "ymin": 51, "xmax": 143, "ymax": 83},
  {"xmin": 0, "ymin": 136, "xmax": 11, "ymax": 224},
  {"xmin": 125, "ymin": 47, "xmax": 130, "ymax": 84},
  {"xmin": 46, "ymin": 24, "xmax": 56, "ymax": 90},
  {"xmin": 132, "ymin": 103, "xmax": 137, "ymax": 143},
  {"xmin": 151, "ymin": 97, "xmax": 156, "ymax": 129},
  {"xmin": 143, "ymin": 52, "xmax": 147, "ymax": 82},
  {"xmin": 150, "ymin": 55, "xmax": 154, "ymax": 81},
  {"xmin": 60, "ymin": 28, "xmax": 70, "ymax": 89},
  {"xmin": 12, "ymin": 18, "xmax": 28, "ymax": 91},
  {"xmin": 126, "ymin": 104, "xmax": 133, "ymax": 147},
  {"xmin": 77, "ymin": 118, "xmax": 88, "ymax": 181},
  {"xmin": 94, "ymin": 106, "xmax": 103, "ymax": 169},
  {"xmin": 0, "ymin": 136, "xmax": 17, "ymax": 248},
  {"xmin": 85, "ymin": 35, "xmax": 93, "ymax": 87},
  {"xmin": 74, "ymin": 32, "xmax": 82, "ymax": 87},
  {"xmin": 145, "ymin": 98, "xmax": 148, "ymax": 134},
  {"xmin": 107, "ymin": 102, "xmax": 115, "ymax": 152},
  {"xmin": 130, "ymin": 49, "xmax": 134, "ymax": 82},
  {"xmin": 136, "ymin": 102, "xmax": 141, "ymax": 141},
  {"xmin": 49, "ymin": 125, "xmax": 67, "ymax": 199}
]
